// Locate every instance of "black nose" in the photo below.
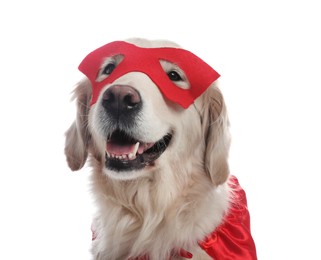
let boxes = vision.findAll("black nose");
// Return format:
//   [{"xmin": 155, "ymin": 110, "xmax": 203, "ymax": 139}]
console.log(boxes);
[{"xmin": 102, "ymin": 85, "xmax": 142, "ymax": 117}]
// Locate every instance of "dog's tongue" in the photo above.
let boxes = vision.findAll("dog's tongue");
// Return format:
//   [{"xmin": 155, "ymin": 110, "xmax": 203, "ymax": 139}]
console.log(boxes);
[
  {"xmin": 106, "ymin": 142, "xmax": 138, "ymax": 156},
  {"xmin": 106, "ymin": 141, "xmax": 154, "ymax": 157}
]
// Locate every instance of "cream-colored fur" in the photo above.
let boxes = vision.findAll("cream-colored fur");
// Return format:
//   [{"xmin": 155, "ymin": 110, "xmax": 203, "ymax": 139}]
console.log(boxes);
[{"xmin": 65, "ymin": 38, "xmax": 231, "ymax": 260}]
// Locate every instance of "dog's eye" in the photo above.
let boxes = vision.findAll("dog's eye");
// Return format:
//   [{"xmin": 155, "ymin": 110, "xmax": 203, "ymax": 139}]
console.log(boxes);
[
  {"xmin": 97, "ymin": 55, "xmax": 124, "ymax": 82},
  {"xmin": 167, "ymin": 71, "xmax": 182, "ymax": 81},
  {"xmin": 160, "ymin": 60, "xmax": 190, "ymax": 89},
  {"xmin": 102, "ymin": 63, "xmax": 116, "ymax": 75}
]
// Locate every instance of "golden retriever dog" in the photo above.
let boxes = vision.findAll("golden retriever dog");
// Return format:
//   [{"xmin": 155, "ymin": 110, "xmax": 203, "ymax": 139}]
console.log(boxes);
[{"xmin": 65, "ymin": 38, "xmax": 256, "ymax": 260}]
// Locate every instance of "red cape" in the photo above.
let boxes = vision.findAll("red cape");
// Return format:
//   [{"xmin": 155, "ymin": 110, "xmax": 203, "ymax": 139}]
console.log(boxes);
[{"xmin": 198, "ymin": 176, "xmax": 257, "ymax": 259}]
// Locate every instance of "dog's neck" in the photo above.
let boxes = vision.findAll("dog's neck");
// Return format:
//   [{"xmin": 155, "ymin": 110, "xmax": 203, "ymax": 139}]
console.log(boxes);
[{"xmin": 90, "ymin": 158, "xmax": 229, "ymax": 259}]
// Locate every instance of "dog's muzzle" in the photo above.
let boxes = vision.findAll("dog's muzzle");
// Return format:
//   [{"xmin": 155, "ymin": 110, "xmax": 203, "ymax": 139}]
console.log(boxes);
[{"xmin": 100, "ymin": 85, "xmax": 172, "ymax": 172}]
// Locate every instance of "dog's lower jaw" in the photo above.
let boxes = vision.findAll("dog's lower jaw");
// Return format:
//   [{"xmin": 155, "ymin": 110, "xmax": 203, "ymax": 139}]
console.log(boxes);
[{"xmin": 102, "ymin": 166, "xmax": 153, "ymax": 180}]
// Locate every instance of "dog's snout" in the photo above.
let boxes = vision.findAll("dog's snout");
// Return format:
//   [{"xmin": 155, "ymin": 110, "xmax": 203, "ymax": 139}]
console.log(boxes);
[{"xmin": 102, "ymin": 85, "xmax": 142, "ymax": 116}]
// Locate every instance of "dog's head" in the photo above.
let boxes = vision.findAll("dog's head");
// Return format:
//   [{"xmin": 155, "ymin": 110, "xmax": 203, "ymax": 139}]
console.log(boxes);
[{"xmin": 65, "ymin": 38, "xmax": 230, "ymax": 186}]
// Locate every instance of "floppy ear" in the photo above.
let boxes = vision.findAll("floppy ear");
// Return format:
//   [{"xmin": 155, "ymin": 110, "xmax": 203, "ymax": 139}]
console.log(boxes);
[
  {"xmin": 65, "ymin": 79, "xmax": 92, "ymax": 171},
  {"xmin": 200, "ymin": 84, "xmax": 231, "ymax": 186}
]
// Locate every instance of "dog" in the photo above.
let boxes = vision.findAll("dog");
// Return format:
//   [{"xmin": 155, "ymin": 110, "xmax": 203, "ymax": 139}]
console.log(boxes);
[{"xmin": 65, "ymin": 38, "xmax": 257, "ymax": 259}]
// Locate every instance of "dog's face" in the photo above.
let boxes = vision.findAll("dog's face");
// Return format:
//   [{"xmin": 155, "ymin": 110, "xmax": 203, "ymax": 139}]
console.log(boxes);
[
  {"xmin": 65, "ymin": 38, "xmax": 230, "ymax": 185},
  {"xmin": 91, "ymin": 71, "xmax": 179, "ymax": 179}
]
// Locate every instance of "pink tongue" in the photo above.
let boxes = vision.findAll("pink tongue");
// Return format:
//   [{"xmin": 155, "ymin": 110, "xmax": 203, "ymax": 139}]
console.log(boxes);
[
  {"xmin": 106, "ymin": 142, "xmax": 135, "ymax": 156},
  {"xmin": 106, "ymin": 142, "xmax": 155, "ymax": 156}
]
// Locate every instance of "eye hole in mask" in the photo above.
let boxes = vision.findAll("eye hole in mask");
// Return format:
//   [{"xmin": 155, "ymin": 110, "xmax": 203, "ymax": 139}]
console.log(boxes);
[
  {"xmin": 159, "ymin": 59, "xmax": 190, "ymax": 90},
  {"xmin": 97, "ymin": 54, "xmax": 124, "ymax": 82}
]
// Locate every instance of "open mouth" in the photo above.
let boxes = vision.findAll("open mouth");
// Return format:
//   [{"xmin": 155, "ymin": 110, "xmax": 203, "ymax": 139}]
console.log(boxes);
[{"xmin": 105, "ymin": 129, "xmax": 172, "ymax": 171}]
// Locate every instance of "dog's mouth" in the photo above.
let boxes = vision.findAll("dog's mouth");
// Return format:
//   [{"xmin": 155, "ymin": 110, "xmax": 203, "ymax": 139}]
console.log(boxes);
[{"xmin": 105, "ymin": 129, "xmax": 172, "ymax": 171}]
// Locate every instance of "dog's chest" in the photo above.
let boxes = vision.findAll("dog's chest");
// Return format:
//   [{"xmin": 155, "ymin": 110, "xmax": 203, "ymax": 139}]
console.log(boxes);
[{"xmin": 92, "ymin": 193, "xmax": 226, "ymax": 260}]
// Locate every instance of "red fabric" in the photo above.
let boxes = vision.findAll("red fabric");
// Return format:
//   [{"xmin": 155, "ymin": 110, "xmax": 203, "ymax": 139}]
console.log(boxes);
[
  {"xmin": 91, "ymin": 176, "xmax": 257, "ymax": 259},
  {"xmin": 78, "ymin": 41, "xmax": 220, "ymax": 108},
  {"xmin": 198, "ymin": 176, "xmax": 257, "ymax": 259}
]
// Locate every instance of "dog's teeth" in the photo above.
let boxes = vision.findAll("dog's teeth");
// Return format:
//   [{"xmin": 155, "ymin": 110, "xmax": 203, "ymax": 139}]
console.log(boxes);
[
  {"xmin": 133, "ymin": 142, "xmax": 140, "ymax": 156},
  {"xmin": 127, "ymin": 142, "xmax": 139, "ymax": 160},
  {"xmin": 106, "ymin": 142, "xmax": 140, "ymax": 161}
]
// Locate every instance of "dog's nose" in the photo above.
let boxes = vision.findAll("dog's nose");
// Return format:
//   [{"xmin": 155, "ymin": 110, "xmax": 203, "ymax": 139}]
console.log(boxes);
[{"xmin": 102, "ymin": 85, "xmax": 142, "ymax": 115}]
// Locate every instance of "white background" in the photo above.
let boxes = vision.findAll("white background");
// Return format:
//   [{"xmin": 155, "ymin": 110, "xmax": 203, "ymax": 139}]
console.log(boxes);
[{"xmin": 1, "ymin": 0, "xmax": 320, "ymax": 259}]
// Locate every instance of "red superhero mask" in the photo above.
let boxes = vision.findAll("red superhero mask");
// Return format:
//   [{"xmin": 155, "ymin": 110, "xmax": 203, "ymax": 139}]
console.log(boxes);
[{"xmin": 78, "ymin": 41, "xmax": 220, "ymax": 108}]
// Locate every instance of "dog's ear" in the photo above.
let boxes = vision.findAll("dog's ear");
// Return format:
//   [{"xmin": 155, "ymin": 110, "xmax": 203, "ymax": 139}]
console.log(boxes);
[
  {"xmin": 199, "ymin": 84, "xmax": 231, "ymax": 186},
  {"xmin": 65, "ymin": 79, "xmax": 92, "ymax": 171}
]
